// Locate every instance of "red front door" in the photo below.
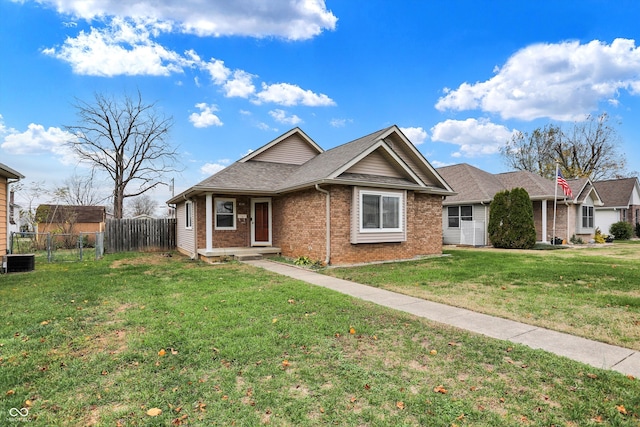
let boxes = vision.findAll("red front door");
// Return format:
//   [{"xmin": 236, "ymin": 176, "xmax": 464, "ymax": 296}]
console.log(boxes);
[{"xmin": 254, "ymin": 202, "xmax": 270, "ymax": 243}]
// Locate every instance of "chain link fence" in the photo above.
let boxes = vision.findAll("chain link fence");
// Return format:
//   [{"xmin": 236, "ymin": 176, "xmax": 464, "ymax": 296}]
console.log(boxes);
[{"xmin": 9, "ymin": 231, "xmax": 104, "ymax": 262}]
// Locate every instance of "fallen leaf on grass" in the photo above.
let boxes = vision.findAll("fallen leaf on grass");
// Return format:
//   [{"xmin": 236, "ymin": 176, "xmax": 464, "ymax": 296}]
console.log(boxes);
[
  {"xmin": 349, "ymin": 326, "xmax": 356, "ymax": 335},
  {"xmin": 396, "ymin": 401, "xmax": 405, "ymax": 410},
  {"xmin": 433, "ymin": 385, "xmax": 447, "ymax": 394},
  {"xmin": 158, "ymin": 349, "xmax": 166, "ymax": 357},
  {"xmin": 616, "ymin": 405, "xmax": 627, "ymax": 415},
  {"xmin": 586, "ymin": 373, "xmax": 598, "ymax": 379},
  {"xmin": 282, "ymin": 360, "xmax": 291, "ymax": 368},
  {"xmin": 430, "ymin": 349, "xmax": 438, "ymax": 355},
  {"xmin": 627, "ymin": 375, "xmax": 635, "ymax": 381},
  {"xmin": 6, "ymin": 390, "xmax": 15, "ymax": 396},
  {"xmin": 147, "ymin": 408, "xmax": 162, "ymax": 417}
]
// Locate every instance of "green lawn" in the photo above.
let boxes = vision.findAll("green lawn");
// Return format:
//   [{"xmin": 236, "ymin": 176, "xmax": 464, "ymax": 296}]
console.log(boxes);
[
  {"xmin": 0, "ymin": 252, "xmax": 638, "ymax": 426},
  {"xmin": 326, "ymin": 244, "xmax": 640, "ymax": 351}
]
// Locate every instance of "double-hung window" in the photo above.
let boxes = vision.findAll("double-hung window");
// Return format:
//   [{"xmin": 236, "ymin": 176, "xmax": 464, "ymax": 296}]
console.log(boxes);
[
  {"xmin": 360, "ymin": 190, "xmax": 403, "ymax": 233},
  {"xmin": 582, "ymin": 206, "xmax": 594, "ymax": 228},
  {"xmin": 215, "ymin": 198, "xmax": 236, "ymax": 230},
  {"xmin": 185, "ymin": 201, "xmax": 193, "ymax": 229},
  {"xmin": 448, "ymin": 205, "xmax": 472, "ymax": 228}
]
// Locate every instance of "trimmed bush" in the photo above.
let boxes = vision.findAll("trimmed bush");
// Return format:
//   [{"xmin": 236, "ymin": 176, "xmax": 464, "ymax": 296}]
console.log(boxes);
[
  {"xmin": 609, "ymin": 221, "xmax": 633, "ymax": 240},
  {"xmin": 488, "ymin": 188, "xmax": 536, "ymax": 249}
]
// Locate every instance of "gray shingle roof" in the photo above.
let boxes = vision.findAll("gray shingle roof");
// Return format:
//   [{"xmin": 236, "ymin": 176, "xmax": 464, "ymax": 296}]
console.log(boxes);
[
  {"xmin": 593, "ymin": 177, "xmax": 639, "ymax": 207},
  {"xmin": 436, "ymin": 163, "xmax": 596, "ymax": 204},
  {"xmin": 170, "ymin": 126, "xmax": 452, "ymax": 202}
]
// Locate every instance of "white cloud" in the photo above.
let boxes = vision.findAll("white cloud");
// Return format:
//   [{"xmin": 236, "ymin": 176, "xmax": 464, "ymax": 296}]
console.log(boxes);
[
  {"xmin": 43, "ymin": 18, "xmax": 185, "ymax": 77},
  {"xmin": 29, "ymin": 0, "xmax": 337, "ymax": 41},
  {"xmin": 269, "ymin": 109, "xmax": 302, "ymax": 125},
  {"xmin": 223, "ymin": 70, "xmax": 256, "ymax": 98},
  {"xmin": 399, "ymin": 126, "xmax": 428, "ymax": 145},
  {"xmin": 430, "ymin": 118, "xmax": 518, "ymax": 157},
  {"xmin": 189, "ymin": 103, "xmax": 223, "ymax": 128},
  {"xmin": 254, "ymin": 82, "xmax": 335, "ymax": 106},
  {"xmin": 329, "ymin": 118, "xmax": 352, "ymax": 128},
  {"xmin": 430, "ymin": 160, "xmax": 454, "ymax": 168},
  {"xmin": 1, "ymin": 122, "xmax": 79, "ymax": 164},
  {"xmin": 436, "ymin": 38, "xmax": 640, "ymax": 121},
  {"xmin": 202, "ymin": 57, "xmax": 232, "ymax": 85},
  {"xmin": 200, "ymin": 159, "xmax": 231, "ymax": 175}
]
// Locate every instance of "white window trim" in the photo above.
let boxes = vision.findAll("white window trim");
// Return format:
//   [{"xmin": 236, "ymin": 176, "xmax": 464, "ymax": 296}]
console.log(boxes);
[
  {"xmin": 214, "ymin": 198, "xmax": 236, "ymax": 230},
  {"xmin": 185, "ymin": 201, "xmax": 193, "ymax": 229},
  {"xmin": 358, "ymin": 189, "xmax": 404, "ymax": 233}
]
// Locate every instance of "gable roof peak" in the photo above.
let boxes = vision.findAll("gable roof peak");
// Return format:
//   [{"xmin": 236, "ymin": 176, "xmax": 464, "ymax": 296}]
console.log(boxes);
[{"xmin": 240, "ymin": 127, "xmax": 323, "ymax": 164}]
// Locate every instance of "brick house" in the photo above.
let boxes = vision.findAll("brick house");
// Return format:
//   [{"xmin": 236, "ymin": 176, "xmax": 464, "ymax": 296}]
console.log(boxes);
[
  {"xmin": 437, "ymin": 163, "xmax": 603, "ymax": 245},
  {"xmin": 36, "ymin": 205, "xmax": 108, "ymax": 238},
  {"xmin": 593, "ymin": 177, "xmax": 640, "ymax": 234},
  {"xmin": 1, "ymin": 163, "xmax": 24, "ymax": 255},
  {"xmin": 168, "ymin": 126, "xmax": 454, "ymax": 265}
]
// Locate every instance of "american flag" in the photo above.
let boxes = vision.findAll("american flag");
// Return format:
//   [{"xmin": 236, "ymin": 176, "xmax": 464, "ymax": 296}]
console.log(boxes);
[{"xmin": 557, "ymin": 170, "xmax": 573, "ymax": 198}]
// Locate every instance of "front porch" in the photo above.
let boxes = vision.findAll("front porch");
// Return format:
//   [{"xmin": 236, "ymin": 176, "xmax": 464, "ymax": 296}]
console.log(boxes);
[{"xmin": 197, "ymin": 246, "xmax": 282, "ymax": 263}]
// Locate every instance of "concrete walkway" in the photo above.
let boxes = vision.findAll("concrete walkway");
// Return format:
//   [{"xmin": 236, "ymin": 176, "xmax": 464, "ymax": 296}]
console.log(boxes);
[{"xmin": 244, "ymin": 259, "xmax": 640, "ymax": 377}]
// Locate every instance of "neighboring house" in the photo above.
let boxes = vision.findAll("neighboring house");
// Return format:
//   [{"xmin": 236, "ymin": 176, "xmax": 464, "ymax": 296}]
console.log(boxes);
[
  {"xmin": 36, "ymin": 205, "xmax": 107, "ymax": 235},
  {"xmin": 437, "ymin": 163, "xmax": 603, "ymax": 245},
  {"xmin": 593, "ymin": 177, "xmax": 640, "ymax": 234},
  {"xmin": 168, "ymin": 126, "xmax": 454, "ymax": 265},
  {"xmin": 1, "ymin": 163, "xmax": 24, "ymax": 255}
]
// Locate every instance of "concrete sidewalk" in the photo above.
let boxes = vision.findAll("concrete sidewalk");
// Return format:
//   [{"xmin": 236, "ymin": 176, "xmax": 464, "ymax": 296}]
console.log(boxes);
[{"xmin": 244, "ymin": 259, "xmax": 640, "ymax": 377}]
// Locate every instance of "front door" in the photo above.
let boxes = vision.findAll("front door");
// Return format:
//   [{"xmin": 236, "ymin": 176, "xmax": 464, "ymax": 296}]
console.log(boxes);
[{"xmin": 251, "ymin": 198, "xmax": 272, "ymax": 246}]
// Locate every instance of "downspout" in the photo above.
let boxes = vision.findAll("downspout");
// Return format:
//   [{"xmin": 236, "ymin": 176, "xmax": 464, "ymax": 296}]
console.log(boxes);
[{"xmin": 315, "ymin": 184, "xmax": 331, "ymax": 265}]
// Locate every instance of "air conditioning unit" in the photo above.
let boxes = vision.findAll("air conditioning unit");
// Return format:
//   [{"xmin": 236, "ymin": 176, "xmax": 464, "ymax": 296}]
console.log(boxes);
[{"xmin": 2, "ymin": 254, "xmax": 35, "ymax": 273}]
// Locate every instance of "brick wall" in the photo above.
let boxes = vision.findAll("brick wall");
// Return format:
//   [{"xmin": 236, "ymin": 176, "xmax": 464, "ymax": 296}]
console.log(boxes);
[
  {"xmin": 274, "ymin": 186, "xmax": 443, "ymax": 265},
  {"xmin": 195, "ymin": 195, "xmax": 251, "ymax": 248}
]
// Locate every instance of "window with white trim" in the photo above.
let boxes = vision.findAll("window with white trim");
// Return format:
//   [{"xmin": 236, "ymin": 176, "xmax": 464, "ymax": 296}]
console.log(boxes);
[
  {"xmin": 360, "ymin": 190, "xmax": 403, "ymax": 233},
  {"xmin": 582, "ymin": 205, "xmax": 594, "ymax": 228},
  {"xmin": 215, "ymin": 198, "xmax": 236, "ymax": 230},
  {"xmin": 185, "ymin": 201, "xmax": 193, "ymax": 229},
  {"xmin": 448, "ymin": 205, "xmax": 472, "ymax": 228}
]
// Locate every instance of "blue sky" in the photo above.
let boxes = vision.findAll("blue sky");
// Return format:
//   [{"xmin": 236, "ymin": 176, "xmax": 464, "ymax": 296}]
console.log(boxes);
[{"xmin": 2, "ymin": 0, "xmax": 640, "ymax": 212}]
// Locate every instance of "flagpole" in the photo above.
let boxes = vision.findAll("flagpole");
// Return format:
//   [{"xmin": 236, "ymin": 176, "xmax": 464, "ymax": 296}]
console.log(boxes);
[{"xmin": 552, "ymin": 162, "xmax": 559, "ymax": 245}]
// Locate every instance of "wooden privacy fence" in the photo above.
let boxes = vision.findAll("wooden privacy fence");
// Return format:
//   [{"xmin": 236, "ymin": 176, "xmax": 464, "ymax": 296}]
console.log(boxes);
[{"xmin": 105, "ymin": 218, "xmax": 176, "ymax": 253}]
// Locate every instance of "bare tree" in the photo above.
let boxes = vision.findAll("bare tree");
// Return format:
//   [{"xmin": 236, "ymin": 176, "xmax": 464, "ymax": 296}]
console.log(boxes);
[
  {"xmin": 65, "ymin": 91, "xmax": 180, "ymax": 218},
  {"xmin": 127, "ymin": 194, "xmax": 157, "ymax": 217},
  {"xmin": 500, "ymin": 124, "xmax": 561, "ymax": 180},
  {"xmin": 10, "ymin": 180, "xmax": 46, "ymax": 232},
  {"xmin": 500, "ymin": 113, "xmax": 630, "ymax": 180},
  {"xmin": 53, "ymin": 171, "xmax": 110, "ymax": 206},
  {"xmin": 556, "ymin": 113, "xmax": 627, "ymax": 180}
]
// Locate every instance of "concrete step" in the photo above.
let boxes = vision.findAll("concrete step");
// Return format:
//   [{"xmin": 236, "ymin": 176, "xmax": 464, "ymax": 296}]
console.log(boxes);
[{"xmin": 235, "ymin": 254, "xmax": 264, "ymax": 261}]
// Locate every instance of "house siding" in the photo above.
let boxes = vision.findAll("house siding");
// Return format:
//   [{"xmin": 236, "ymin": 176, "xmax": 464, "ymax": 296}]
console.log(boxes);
[
  {"xmin": 252, "ymin": 134, "xmax": 319, "ymax": 165},
  {"xmin": 346, "ymin": 150, "xmax": 404, "ymax": 178},
  {"xmin": 442, "ymin": 203, "xmax": 487, "ymax": 245},
  {"xmin": 384, "ymin": 133, "xmax": 439, "ymax": 186},
  {"xmin": 176, "ymin": 201, "xmax": 195, "ymax": 257},
  {"xmin": 1, "ymin": 176, "xmax": 7, "ymax": 254}
]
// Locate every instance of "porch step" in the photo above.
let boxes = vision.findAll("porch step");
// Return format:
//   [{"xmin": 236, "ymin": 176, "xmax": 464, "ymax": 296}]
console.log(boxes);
[{"xmin": 235, "ymin": 254, "xmax": 264, "ymax": 261}]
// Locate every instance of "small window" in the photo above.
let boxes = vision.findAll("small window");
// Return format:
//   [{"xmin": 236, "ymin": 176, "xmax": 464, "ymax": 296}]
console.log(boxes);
[
  {"xmin": 582, "ymin": 206, "xmax": 594, "ymax": 229},
  {"xmin": 215, "ymin": 198, "xmax": 236, "ymax": 230},
  {"xmin": 448, "ymin": 205, "xmax": 472, "ymax": 228},
  {"xmin": 360, "ymin": 191, "xmax": 403, "ymax": 232},
  {"xmin": 185, "ymin": 201, "xmax": 193, "ymax": 229}
]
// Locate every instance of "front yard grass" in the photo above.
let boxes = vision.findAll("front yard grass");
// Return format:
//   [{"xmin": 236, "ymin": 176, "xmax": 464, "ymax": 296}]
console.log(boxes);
[
  {"xmin": 0, "ymin": 252, "xmax": 639, "ymax": 426},
  {"xmin": 326, "ymin": 244, "xmax": 640, "ymax": 351}
]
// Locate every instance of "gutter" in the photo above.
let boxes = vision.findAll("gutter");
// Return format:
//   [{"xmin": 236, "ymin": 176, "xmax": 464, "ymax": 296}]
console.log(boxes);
[{"xmin": 315, "ymin": 184, "xmax": 331, "ymax": 265}]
